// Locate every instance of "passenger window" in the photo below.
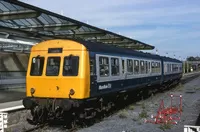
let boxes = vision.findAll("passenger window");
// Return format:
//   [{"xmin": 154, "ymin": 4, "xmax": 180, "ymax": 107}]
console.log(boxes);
[
  {"xmin": 155, "ymin": 62, "xmax": 158, "ymax": 73},
  {"xmin": 46, "ymin": 57, "xmax": 60, "ymax": 76},
  {"xmin": 140, "ymin": 60, "xmax": 145, "ymax": 74},
  {"xmin": 145, "ymin": 61, "xmax": 148, "ymax": 74},
  {"xmin": 127, "ymin": 59, "xmax": 133, "ymax": 74},
  {"xmin": 134, "ymin": 60, "xmax": 139, "ymax": 74},
  {"xmin": 111, "ymin": 58, "xmax": 119, "ymax": 76},
  {"xmin": 158, "ymin": 62, "xmax": 161, "ymax": 73},
  {"xmin": 30, "ymin": 57, "xmax": 44, "ymax": 76},
  {"xmin": 148, "ymin": 62, "xmax": 151, "ymax": 73},
  {"xmin": 99, "ymin": 57, "xmax": 109, "ymax": 77},
  {"xmin": 151, "ymin": 62, "xmax": 155, "ymax": 73},
  {"xmin": 63, "ymin": 56, "xmax": 79, "ymax": 76}
]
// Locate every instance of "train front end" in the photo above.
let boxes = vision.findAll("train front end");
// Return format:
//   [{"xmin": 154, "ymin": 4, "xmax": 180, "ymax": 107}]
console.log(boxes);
[{"xmin": 22, "ymin": 39, "xmax": 90, "ymax": 124}]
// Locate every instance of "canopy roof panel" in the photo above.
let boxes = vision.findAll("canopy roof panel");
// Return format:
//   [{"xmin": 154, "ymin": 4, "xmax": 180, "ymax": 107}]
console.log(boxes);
[{"xmin": 0, "ymin": 0, "xmax": 154, "ymax": 50}]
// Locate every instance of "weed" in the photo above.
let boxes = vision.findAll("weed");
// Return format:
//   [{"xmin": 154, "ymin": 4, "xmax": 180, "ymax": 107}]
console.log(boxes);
[
  {"xmin": 141, "ymin": 103, "xmax": 146, "ymax": 109},
  {"xmin": 128, "ymin": 105, "xmax": 135, "ymax": 110},
  {"xmin": 159, "ymin": 123, "xmax": 172, "ymax": 131},
  {"xmin": 139, "ymin": 109, "xmax": 148, "ymax": 119},
  {"xmin": 119, "ymin": 110, "xmax": 128, "ymax": 119}
]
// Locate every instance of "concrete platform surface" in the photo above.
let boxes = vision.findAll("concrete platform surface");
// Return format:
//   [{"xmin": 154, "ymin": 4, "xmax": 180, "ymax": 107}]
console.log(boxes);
[
  {"xmin": 0, "ymin": 89, "xmax": 25, "ymax": 103},
  {"xmin": 0, "ymin": 100, "xmax": 23, "ymax": 112}
]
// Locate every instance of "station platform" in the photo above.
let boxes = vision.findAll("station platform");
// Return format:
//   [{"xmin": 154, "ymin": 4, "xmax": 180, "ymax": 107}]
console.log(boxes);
[
  {"xmin": 0, "ymin": 88, "xmax": 25, "ymax": 103},
  {"xmin": 0, "ymin": 88, "xmax": 25, "ymax": 112},
  {"xmin": 0, "ymin": 71, "xmax": 199, "ymax": 112}
]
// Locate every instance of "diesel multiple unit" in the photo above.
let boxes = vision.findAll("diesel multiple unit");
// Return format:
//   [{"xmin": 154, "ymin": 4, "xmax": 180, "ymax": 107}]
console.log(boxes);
[{"xmin": 22, "ymin": 39, "xmax": 183, "ymax": 125}]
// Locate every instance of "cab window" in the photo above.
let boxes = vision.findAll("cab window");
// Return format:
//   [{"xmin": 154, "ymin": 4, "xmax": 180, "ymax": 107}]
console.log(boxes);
[
  {"xmin": 63, "ymin": 56, "xmax": 79, "ymax": 76},
  {"xmin": 30, "ymin": 57, "xmax": 44, "ymax": 76},
  {"xmin": 46, "ymin": 57, "xmax": 60, "ymax": 76}
]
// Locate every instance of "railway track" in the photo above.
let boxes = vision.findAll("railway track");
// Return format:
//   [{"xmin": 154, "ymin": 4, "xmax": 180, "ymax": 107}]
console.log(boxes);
[{"xmin": 5, "ymin": 72, "xmax": 200, "ymax": 132}]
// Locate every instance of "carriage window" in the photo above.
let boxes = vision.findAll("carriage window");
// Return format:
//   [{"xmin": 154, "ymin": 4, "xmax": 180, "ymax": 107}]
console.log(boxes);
[
  {"xmin": 148, "ymin": 62, "xmax": 151, "ymax": 73},
  {"xmin": 140, "ymin": 60, "xmax": 145, "ymax": 74},
  {"xmin": 151, "ymin": 62, "xmax": 155, "ymax": 73},
  {"xmin": 158, "ymin": 62, "xmax": 161, "ymax": 73},
  {"xmin": 90, "ymin": 58, "xmax": 95, "ymax": 75},
  {"xmin": 155, "ymin": 62, "xmax": 158, "ymax": 73},
  {"xmin": 127, "ymin": 59, "xmax": 133, "ymax": 74},
  {"xmin": 134, "ymin": 60, "xmax": 139, "ymax": 74},
  {"xmin": 99, "ymin": 57, "xmax": 109, "ymax": 77},
  {"xmin": 170, "ymin": 64, "xmax": 173, "ymax": 72},
  {"xmin": 145, "ymin": 61, "xmax": 148, "ymax": 74},
  {"xmin": 63, "ymin": 56, "xmax": 79, "ymax": 76},
  {"xmin": 30, "ymin": 57, "xmax": 44, "ymax": 76},
  {"xmin": 167, "ymin": 64, "xmax": 171, "ymax": 72},
  {"xmin": 111, "ymin": 58, "xmax": 119, "ymax": 76},
  {"xmin": 46, "ymin": 57, "xmax": 60, "ymax": 76}
]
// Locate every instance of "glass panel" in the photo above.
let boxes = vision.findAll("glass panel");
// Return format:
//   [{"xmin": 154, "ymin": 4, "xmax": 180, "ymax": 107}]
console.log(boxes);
[
  {"xmin": 1, "ymin": 1, "xmax": 16, "ymax": 11},
  {"xmin": 20, "ymin": 19, "xmax": 31, "ymax": 26},
  {"xmin": 140, "ymin": 60, "xmax": 145, "ymax": 74},
  {"xmin": 14, "ymin": 19, "xmax": 24, "ymax": 26},
  {"xmin": 49, "ymin": 16, "xmax": 61, "ymax": 24},
  {"xmin": 0, "ymin": 2, "xmax": 9, "ymax": 12},
  {"xmin": 63, "ymin": 56, "xmax": 79, "ymax": 76},
  {"xmin": 46, "ymin": 57, "xmax": 60, "ymax": 76},
  {"xmin": 12, "ymin": 4, "xmax": 24, "ymax": 10},
  {"xmin": 26, "ymin": 19, "xmax": 37, "ymax": 26},
  {"xmin": 151, "ymin": 62, "xmax": 155, "ymax": 73},
  {"xmin": 148, "ymin": 61, "xmax": 151, "ymax": 73},
  {"xmin": 38, "ymin": 15, "xmax": 49, "ymax": 25},
  {"xmin": 42, "ymin": 14, "xmax": 55, "ymax": 24},
  {"xmin": 127, "ymin": 59, "xmax": 133, "ymax": 74},
  {"xmin": 145, "ymin": 61, "xmax": 148, "ymax": 74},
  {"xmin": 99, "ymin": 57, "xmax": 109, "ymax": 77},
  {"xmin": 134, "ymin": 60, "xmax": 139, "ymax": 74},
  {"xmin": 111, "ymin": 58, "xmax": 119, "ymax": 76},
  {"xmin": 30, "ymin": 57, "xmax": 44, "ymax": 76}
]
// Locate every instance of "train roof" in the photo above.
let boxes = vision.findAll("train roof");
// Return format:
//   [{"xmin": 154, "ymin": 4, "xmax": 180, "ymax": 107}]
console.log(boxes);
[
  {"xmin": 161, "ymin": 56, "xmax": 182, "ymax": 63},
  {"xmin": 70, "ymin": 38, "xmax": 161, "ymax": 60},
  {"xmin": 73, "ymin": 38, "xmax": 182, "ymax": 63}
]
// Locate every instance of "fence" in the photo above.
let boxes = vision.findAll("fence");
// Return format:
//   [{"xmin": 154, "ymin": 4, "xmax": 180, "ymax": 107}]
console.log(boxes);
[{"xmin": 0, "ymin": 112, "xmax": 7, "ymax": 132}]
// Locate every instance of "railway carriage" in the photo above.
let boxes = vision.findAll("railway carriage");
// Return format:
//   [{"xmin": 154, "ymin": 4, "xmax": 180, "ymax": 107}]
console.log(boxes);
[{"xmin": 23, "ymin": 39, "xmax": 183, "ymax": 125}]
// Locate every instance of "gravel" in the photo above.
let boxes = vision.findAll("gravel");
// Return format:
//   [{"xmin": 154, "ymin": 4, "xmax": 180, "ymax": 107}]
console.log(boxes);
[{"xmin": 6, "ymin": 75, "xmax": 200, "ymax": 132}]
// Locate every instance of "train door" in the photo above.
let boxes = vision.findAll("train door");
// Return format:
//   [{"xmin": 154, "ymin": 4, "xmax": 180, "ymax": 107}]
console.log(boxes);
[{"xmin": 89, "ymin": 52, "xmax": 98, "ymax": 96}]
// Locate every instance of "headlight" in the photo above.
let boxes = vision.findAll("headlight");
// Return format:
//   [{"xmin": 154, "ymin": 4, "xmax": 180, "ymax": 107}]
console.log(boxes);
[
  {"xmin": 30, "ymin": 88, "xmax": 35, "ymax": 95},
  {"xmin": 69, "ymin": 89, "xmax": 75, "ymax": 95}
]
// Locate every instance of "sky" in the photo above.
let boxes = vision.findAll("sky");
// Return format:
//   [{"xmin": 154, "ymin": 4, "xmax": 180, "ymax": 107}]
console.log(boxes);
[{"xmin": 21, "ymin": 0, "xmax": 200, "ymax": 60}]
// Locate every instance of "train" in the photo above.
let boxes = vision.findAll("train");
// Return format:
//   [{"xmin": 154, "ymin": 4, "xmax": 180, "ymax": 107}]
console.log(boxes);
[{"xmin": 22, "ymin": 39, "xmax": 183, "ymax": 126}]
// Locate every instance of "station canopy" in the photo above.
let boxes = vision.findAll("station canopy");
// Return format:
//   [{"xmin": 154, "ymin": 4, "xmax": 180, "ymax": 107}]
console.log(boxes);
[{"xmin": 0, "ymin": 0, "xmax": 154, "ymax": 53}]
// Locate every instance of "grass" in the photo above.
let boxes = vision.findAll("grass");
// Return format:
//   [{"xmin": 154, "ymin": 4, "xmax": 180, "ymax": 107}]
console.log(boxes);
[
  {"xmin": 141, "ymin": 103, "xmax": 146, "ymax": 109},
  {"xmin": 158, "ymin": 123, "xmax": 172, "ymax": 131},
  {"xmin": 195, "ymin": 87, "xmax": 200, "ymax": 90},
  {"xmin": 118, "ymin": 110, "xmax": 128, "ymax": 119},
  {"xmin": 128, "ymin": 105, "xmax": 135, "ymax": 110},
  {"xmin": 139, "ymin": 109, "xmax": 148, "ymax": 119}
]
